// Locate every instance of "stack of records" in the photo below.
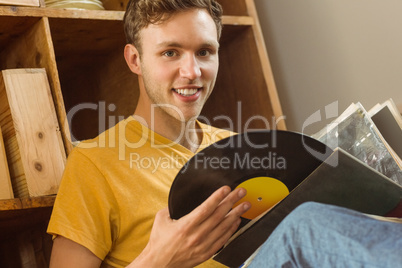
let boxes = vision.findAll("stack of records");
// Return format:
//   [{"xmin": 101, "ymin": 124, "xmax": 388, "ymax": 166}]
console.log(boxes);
[{"xmin": 45, "ymin": 0, "xmax": 104, "ymax": 10}]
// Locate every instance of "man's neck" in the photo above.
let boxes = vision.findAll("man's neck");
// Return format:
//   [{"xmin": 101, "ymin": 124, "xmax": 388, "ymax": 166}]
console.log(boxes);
[{"xmin": 133, "ymin": 103, "xmax": 202, "ymax": 153}]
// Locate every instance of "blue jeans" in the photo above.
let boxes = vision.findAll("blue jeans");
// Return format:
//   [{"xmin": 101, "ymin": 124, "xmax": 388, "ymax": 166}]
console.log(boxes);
[{"xmin": 248, "ymin": 202, "xmax": 402, "ymax": 268}]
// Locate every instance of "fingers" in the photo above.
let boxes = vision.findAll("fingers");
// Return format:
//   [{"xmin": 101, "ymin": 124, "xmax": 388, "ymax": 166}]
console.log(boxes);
[
  {"xmin": 185, "ymin": 186, "xmax": 251, "ymax": 240},
  {"xmin": 201, "ymin": 187, "xmax": 249, "ymax": 230},
  {"xmin": 199, "ymin": 190, "xmax": 251, "ymax": 253},
  {"xmin": 215, "ymin": 187, "xmax": 250, "ymax": 219},
  {"xmin": 207, "ymin": 201, "xmax": 249, "ymax": 242},
  {"xmin": 188, "ymin": 186, "xmax": 251, "ymax": 224}
]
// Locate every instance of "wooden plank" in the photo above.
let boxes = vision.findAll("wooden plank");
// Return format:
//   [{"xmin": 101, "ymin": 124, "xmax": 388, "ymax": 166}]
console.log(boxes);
[
  {"xmin": 20, "ymin": 195, "xmax": 56, "ymax": 209},
  {"xmin": 0, "ymin": 196, "xmax": 55, "ymax": 211},
  {"xmin": 0, "ymin": 0, "xmax": 39, "ymax": 7},
  {"xmin": 0, "ymin": 69, "xmax": 66, "ymax": 197},
  {"xmin": 0, "ymin": 198, "xmax": 21, "ymax": 211},
  {"xmin": 0, "ymin": 125, "xmax": 14, "ymax": 199}
]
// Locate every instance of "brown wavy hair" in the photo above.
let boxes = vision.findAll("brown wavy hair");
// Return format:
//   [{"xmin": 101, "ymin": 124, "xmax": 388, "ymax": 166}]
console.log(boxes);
[{"xmin": 123, "ymin": 0, "xmax": 223, "ymax": 54}]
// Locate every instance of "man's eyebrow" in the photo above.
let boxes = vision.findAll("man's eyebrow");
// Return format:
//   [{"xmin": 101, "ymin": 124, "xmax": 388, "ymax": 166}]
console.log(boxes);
[
  {"xmin": 156, "ymin": 41, "xmax": 220, "ymax": 49},
  {"xmin": 156, "ymin": 41, "xmax": 183, "ymax": 48},
  {"xmin": 203, "ymin": 41, "xmax": 220, "ymax": 49}
]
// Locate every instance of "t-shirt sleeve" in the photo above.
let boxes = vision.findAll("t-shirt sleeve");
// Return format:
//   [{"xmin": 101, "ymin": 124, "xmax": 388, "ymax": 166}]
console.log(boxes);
[{"xmin": 47, "ymin": 148, "xmax": 120, "ymax": 260}]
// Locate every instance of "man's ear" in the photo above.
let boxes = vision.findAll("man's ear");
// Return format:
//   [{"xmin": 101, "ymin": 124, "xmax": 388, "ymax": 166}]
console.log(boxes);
[{"xmin": 124, "ymin": 44, "xmax": 142, "ymax": 75}]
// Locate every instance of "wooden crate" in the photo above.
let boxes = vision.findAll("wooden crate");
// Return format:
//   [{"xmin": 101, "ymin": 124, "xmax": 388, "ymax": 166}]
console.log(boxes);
[{"xmin": 0, "ymin": 69, "xmax": 66, "ymax": 198}]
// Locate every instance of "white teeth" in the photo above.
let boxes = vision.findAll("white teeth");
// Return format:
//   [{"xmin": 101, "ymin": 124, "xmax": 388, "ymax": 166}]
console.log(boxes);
[{"xmin": 175, "ymin": 88, "xmax": 199, "ymax": 96}]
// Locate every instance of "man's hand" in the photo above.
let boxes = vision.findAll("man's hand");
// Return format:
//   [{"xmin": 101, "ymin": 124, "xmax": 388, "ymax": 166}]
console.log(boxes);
[{"xmin": 128, "ymin": 186, "xmax": 251, "ymax": 268}]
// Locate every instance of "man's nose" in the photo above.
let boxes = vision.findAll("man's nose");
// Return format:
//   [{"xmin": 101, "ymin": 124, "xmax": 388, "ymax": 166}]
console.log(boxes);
[{"xmin": 179, "ymin": 55, "xmax": 202, "ymax": 80}]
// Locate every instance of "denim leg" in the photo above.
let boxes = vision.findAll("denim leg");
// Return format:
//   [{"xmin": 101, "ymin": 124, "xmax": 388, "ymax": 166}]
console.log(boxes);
[{"xmin": 248, "ymin": 202, "xmax": 402, "ymax": 268}]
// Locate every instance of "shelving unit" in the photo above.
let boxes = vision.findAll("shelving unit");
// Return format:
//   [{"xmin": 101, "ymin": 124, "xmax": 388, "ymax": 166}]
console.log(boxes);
[{"xmin": 0, "ymin": 0, "xmax": 285, "ymax": 266}]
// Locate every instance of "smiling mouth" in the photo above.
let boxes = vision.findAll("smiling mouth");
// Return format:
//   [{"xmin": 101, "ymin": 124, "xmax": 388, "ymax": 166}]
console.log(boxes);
[{"xmin": 173, "ymin": 88, "xmax": 201, "ymax": 97}]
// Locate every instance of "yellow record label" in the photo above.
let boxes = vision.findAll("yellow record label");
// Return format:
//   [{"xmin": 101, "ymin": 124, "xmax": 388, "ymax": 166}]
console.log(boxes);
[{"xmin": 233, "ymin": 176, "xmax": 289, "ymax": 220}]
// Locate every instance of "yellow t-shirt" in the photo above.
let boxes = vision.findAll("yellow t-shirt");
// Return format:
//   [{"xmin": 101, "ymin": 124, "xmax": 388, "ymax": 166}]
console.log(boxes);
[{"xmin": 47, "ymin": 117, "xmax": 234, "ymax": 268}]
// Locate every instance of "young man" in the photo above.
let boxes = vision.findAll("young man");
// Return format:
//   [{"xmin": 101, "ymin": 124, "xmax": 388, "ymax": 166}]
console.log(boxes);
[{"xmin": 48, "ymin": 0, "xmax": 250, "ymax": 267}]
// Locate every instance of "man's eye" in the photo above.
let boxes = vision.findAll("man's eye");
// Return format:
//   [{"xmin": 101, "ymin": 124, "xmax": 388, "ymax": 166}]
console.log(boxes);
[
  {"xmin": 198, "ymin": 50, "xmax": 210, "ymax": 57},
  {"xmin": 163, "ymin": 51, "xmax": 176, "ymax": 57}
]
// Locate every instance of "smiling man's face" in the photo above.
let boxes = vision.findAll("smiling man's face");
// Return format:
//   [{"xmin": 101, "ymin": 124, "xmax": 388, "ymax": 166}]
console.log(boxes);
[{"xmin": 135, "ymin": 8, "xmax": 220, "ymax": 123}]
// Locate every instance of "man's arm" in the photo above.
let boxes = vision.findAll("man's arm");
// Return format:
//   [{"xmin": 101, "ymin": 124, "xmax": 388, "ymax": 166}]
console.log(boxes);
[
  {"xmin": 50, "ymin": 236, "xmax": 102, "ymax": 268},
  {"xmin": 50, "ymin": 186, "xmax": 249, "ymax": 268}
]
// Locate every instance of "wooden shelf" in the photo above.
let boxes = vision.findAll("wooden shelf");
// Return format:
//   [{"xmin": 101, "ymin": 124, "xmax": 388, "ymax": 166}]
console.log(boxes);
[{"xmin": 0, "ymin": 195, "xmax": 55, "ymax": 211}]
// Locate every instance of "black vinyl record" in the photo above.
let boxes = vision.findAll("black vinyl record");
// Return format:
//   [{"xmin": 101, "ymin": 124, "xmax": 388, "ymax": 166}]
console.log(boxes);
[{"xmin": 168, "ymin": 130, "xmax": 333, "ymax": 221}]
